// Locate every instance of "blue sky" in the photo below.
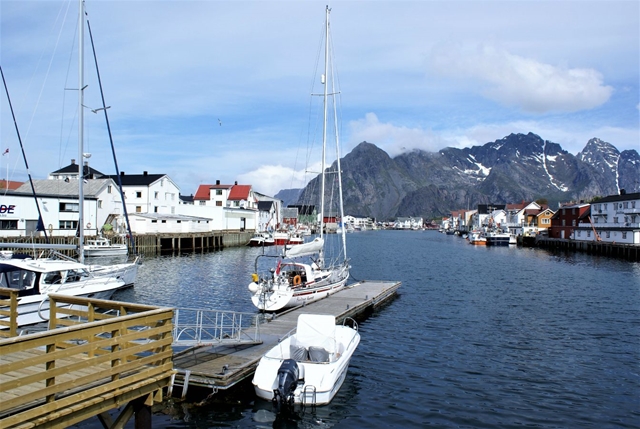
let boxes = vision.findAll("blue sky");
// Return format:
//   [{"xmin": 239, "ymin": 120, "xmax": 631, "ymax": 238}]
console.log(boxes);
[{"xmin": 1, "ymin": 0, "xmax": 638, "ymax": 197}]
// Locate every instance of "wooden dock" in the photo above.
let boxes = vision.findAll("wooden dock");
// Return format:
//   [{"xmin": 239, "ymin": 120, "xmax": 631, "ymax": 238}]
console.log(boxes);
[
  {"xmin": 0, "ymin": 295, "xmax": 175, "ymax": 429},
  {"xmin": 170, "ymin": 280, "xmax": 401, "ymax": 396}
]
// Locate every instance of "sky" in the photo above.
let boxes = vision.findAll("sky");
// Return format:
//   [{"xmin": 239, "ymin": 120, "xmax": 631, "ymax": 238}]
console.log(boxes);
[{"xmin": 1, "ymin": 0, "xmax": 638, "ymax": 198}]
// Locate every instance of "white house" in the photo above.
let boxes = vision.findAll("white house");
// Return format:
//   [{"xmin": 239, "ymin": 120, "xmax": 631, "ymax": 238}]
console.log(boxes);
[
  {"xmin": 573, "ymin": 192, "xmax": 640, "ymax": 245},
  {"xmin": 6, "ymin": 178, "xmax": 124, "ymax": 237}
]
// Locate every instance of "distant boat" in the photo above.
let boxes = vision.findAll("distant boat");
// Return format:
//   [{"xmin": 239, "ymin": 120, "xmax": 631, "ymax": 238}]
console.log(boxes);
[
  {"xmin": 84, "ymin": 236, "xmax": 128, "ymax": 257},
  {"xmin": 485, "ymin": 230, "xmax": 510, "ymax": 246},
  {"xmin": 252, "ymin": 313, "xmax": 360, "ymax": 407},
  {"xmin": 468, "ymin": 231, "xmax": 487, "ymax": 245},
  {"xmin": 248, "ymin": 232, "xmax": 275, "ymax": 247}
]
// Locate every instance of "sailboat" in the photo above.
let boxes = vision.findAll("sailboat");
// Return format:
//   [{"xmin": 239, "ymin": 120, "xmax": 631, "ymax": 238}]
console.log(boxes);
[
  {"xmin": 0, "ymin": 1, "xmax": 133, "ymax": 329},
  {"xmin": 248, "ymin": 5, "xmax": 350, "ymax": 312}
]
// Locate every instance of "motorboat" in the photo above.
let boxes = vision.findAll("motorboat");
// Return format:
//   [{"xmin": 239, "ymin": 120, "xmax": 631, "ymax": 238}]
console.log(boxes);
[
  {"xmin": 252, "ymin": 314, "xmax": 360, "ymax": 407},
  {"xmin": 0, "ymin": 257, "xmax": 126, "ymax": 328},
  {"xmin": 83, "ymin": 236, "xmax": 128, "ymax": 257},
  {"xmin": 248, "ymin": 232, "xmax": 275, "ymax": 247},
  {"xmin": 248, "ymin": 6, "xmax": 350, "ymax": 312}
]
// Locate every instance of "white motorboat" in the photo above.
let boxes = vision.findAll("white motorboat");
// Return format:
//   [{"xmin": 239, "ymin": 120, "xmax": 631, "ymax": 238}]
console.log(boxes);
[
  {"xmin": 0, "ymin": 257, "xmax": 126, "ymax": 328},
  {"xmin": 248, "ymin": 6, "xmax": 350, "ymax": 312},
  {"xmin": 84, "ymin": 236, "xmax": 128, "ymax": 257},
  {"xmin": 248, "ymin": 232, "xmax": 276, "ymax": 247},
  {"xmin": 252, "ymin": 314, "xmax": 360, "ymax": 407}
]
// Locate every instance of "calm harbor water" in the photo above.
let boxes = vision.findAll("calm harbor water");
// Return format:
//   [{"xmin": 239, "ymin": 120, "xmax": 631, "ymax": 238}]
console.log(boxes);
[{"xmin": 89, "ymin": 230, "xmax": 639, "ymax": 428}]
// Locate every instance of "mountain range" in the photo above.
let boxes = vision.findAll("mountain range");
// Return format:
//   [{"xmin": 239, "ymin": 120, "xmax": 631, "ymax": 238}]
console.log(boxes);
[{"xmin": 275, "ymin": 133, "xmax": 640, "ymax": 220}]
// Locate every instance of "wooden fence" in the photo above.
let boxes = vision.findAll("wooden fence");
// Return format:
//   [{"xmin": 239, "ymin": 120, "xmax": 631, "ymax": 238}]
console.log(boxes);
[{"xmin": 0, "ymin": 295, "xmax": 175, "ymax": 429}]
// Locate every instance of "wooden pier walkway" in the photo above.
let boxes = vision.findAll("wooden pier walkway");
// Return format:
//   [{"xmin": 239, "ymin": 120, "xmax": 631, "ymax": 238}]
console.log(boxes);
[
  {"xmin": 0, "ymin": 294, "xmax": 175, "ymax": 429},
  {"xmin": 170, "ymin": 280, "xmax": 401, "ymax": 396}
]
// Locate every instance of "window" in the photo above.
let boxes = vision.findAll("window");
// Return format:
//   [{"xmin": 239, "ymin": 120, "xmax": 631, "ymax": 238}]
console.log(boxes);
[
  {"xmin": 216, "ymin": 201, "xmax": 222, "ymax": 207},
  {"xmin": 562, "ymin": 219, "xmax": 566, "ymax": 227},
  {"xmin": 0, "ymin": 220, "xmax": 18, "ymax": 230},
  {"xmin": 623, "ymin": 202, "xmax": 628, "ymax": 209},
  {"xmin": 154, "ymin": 206, "xmax": 158, "ymax": 213},
  {"xmin": 59, "ymin": 202, "xmax": 79, "ymax": 212},
  {"xmin": 154, "ymin": 191, "xmax": 159, "ymax": 199},
  {"xmin": 199, "ymin": 201, "xmax": 206, "ymax": 206},
  {"xmin": 604, "ymin": 203, "xmax": 608, "ymax": 210},
  {"xmin": 136, "ymin": 191, "xmax": 142, "ymax": 198},
  {"xmin": 622, "ymin": 232, "xmax": 627, "ymax": 239},
  {"xmin": 587, "ymin": 230, "xmax": 591, "ymax": 237},
  {"xmin": 59, "ymin": 220, "xmax": 78, "ymax": 229},
  {"xmin": 216, "ymin": 189, "xmax": 222, "ymax": 195},
  {"xmin": 606, "ymin": 231, "xmax": 610, "ymax": 238},
  {"xmin": 108, "ymin": 185, "xmax": 112, "ymax": 193},
  {"xmin": 136, "ymin": 206, "xmax": 142, "ymax": 213},
  {"xmin": 632, "ymin": 201, "xmax": 636, "ymax": 209},
  {"xmin": 572, "ymin": 220, "xmax": 576, "ymax": 226},
  {"xmin": 234, "ymin": 201, "xmax": 239, "ymax": 207},
  {"xmin": 614, "ymin": 217, "xmax": 619, "ymax": 224},
  {"xmin": 98, "ymin": 200, "xmax": 102, "ymax": 209}
]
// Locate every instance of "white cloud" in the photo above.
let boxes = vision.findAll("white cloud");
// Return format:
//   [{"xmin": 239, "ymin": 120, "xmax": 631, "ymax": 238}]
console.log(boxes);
[{"xmin": 429, "ymin": 43, "xmax": 614, "ymax": 114}]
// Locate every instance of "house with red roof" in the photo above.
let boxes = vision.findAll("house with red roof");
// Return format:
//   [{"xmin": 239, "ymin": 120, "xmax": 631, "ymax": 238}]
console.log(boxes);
[
  {"xmin": 548, "ymin": 202, "xmax": 590, "ymax": 239},
  {"xmin": 192, "ymin": 180, "xmax": 257, "ymax": 231}
]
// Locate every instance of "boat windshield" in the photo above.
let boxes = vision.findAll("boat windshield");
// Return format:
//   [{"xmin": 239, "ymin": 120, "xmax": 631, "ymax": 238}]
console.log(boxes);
[{"xmin": 0, "ymin": 268, "xmax": 37, "ymax": 291}]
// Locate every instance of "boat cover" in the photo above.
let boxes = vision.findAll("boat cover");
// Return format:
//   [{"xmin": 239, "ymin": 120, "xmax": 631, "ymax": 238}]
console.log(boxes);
[
  {"xmin": 295, "ymin": 314, "xmax": 336, "ymax": 354},
  {"xmin": 285, "ymin": 237, "xmax": 324, "ymax": 259}
]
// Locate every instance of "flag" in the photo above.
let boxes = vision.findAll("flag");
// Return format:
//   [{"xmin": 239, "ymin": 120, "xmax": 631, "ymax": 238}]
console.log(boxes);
[
  {"xmin": 2, "ymin": 148, "xmax": 8, "ymax": 156},
  {"xmin": 275, "ymin": 259, "xmax": 281, "ymax": 275}
]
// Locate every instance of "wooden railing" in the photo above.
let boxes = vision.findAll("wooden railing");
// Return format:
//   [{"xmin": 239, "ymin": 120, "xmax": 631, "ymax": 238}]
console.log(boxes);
[
  {"xmin": 0, "ymin": 288, "xmax": 19, "ymax": 338},
  {"xmin": 0, "ymin": 294, "xmax": 175, "ymax": 429}
]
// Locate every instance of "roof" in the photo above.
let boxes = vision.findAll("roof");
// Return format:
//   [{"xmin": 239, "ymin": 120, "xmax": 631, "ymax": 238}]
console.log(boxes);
[
  {"xmin": 129, "ymin": 213, "xmax": 212, "ymax": 222},
  {"xmin": 0, "ymin": 180, "xmax": 24, "ymax": 190},
  {"xmin": 13, "ymin": 179, "xmax": 113, "ymax": 198},
  {"xmin": 595, "ymin": 192, "xmax": 640, "ymax": 203},
  {"xmin": 179, "ymin": 194, "xmax": 194, "ymax": 203},
  {"xmin": 51, "ymin": 161, "xmax": 106, "ymax": 179},
  {"xmin": 257, "ymin": 201, "xmax": 274, "ymax": 211},
  {"xmin": 228, "ymin": 185, "xmax": 251, "ymax": 201},
  {"xmin": 103, "ymin": 173, "xmax": 166, "ymax": 187},
  {"xmin": 194, "ymin": 183, "xmax": 233, "ymax": 200}
]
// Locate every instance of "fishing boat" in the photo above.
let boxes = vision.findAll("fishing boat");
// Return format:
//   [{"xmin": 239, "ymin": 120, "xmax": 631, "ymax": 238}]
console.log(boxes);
[
  {"xmin": 468, "ymin": 230, "xmax": 487, "ymax": 245},
  {"xmin": 0, "ymin": 257, "xmax": 125, "ymax": 329},
  {"xmin": 252, "ymin": 313, "xmax": 360, "ymax": 407},
  {"xmin": 485, "ymin": 229, "xmax": 511, "ymax": 246},
  {"xmin": 248, "ymin": 6, "xmax": 350, "ymax": 311}
]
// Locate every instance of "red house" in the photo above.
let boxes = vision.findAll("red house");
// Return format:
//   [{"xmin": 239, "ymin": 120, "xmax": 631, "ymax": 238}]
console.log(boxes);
[{"xmin": 548, "ymin": 203, "xmax": 590, "ymax": 239}]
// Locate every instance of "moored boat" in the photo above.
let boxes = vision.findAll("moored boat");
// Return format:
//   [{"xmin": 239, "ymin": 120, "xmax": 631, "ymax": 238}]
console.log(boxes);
[
  {"xmin": 485, "ymin": 230, "xmax": 511, "ymax": 246},
  {"xmin": 247, "ymin": 5, "xmax": 350, "ymax": 312},
  {"xmin": 252, "ymin": 313, "xmax": 360, "ymax": 407},
  {"xmin": 0, "ymin": 258, "xmax": 126, "ymax": 328},
  {"xmin": 468, "ymin": 231, "xmax": 487, "ymax": 245},
  {"xmin": 248, "ymin": 232, "xmax": 275, "ymax": 247}
]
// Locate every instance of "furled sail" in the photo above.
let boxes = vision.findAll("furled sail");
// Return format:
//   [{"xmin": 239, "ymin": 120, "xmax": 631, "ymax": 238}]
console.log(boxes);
[{"xmin": 284, "ymin": 237, "xmax": 324, "ymax": 258}]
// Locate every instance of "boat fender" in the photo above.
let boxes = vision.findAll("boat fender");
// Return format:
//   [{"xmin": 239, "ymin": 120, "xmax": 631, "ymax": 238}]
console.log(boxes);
[
  {"xmin": 251, "ymin": 273, "xmax": 259, "ymax": 282},
  {"xmin": 293, "ymin": 275, "xmax": 302, "ymax": 286},
  {"xmin": 248, "ymin": 282, "xmax": 259, "ymax": 293}
]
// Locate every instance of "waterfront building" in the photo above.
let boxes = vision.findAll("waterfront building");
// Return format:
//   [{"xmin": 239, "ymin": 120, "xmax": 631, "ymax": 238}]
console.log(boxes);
[
  {"xmin": 573, "ymin": 191, "xmax": 640, "ymax": 245},
  {"xmin": 548, "ymin": 202, "xmax": 590, "ymax": 239}
]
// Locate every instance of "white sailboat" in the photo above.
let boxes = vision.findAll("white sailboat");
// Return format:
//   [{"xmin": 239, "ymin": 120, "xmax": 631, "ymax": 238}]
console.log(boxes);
[
  {"xmin": 0, "ymin": 1, "xmax": 132, "ymax": 329},
  {"xmin": 248, "ymin": 6, "xmax": 349, "ymax": 312}
]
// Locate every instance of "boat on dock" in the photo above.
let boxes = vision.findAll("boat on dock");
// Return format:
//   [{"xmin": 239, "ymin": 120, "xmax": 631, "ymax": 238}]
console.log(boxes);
[
  {"xmin": 252, "ymin": 313, "xmax": 360, "ymax": 407},
  {"xmin": 247, "ymin": 5, "xmax": 349, "ymax": 312},
  {"xmin": 485, "ymin": 230, "xmax": 511, "ymax": 246},
  {"xmin": 468, "ymin": 231, "xmax": 487, "ymax": 245}
]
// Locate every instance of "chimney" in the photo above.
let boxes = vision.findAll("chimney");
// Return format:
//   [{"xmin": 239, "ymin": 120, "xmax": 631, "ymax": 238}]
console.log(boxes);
[
  {"xmin": 143, "ymin": 171, "xmax": 148, "ymax": 176},
  {"xmin": 120, "ymin": 171, "xmax": 125, "ymax": 176},
  {"xmin": 234, "ymin": 181, "xmax": 238, "ymax": 185},
  {"xmin": 71, "ymin": 159, "xmax": 76, "ymax": 165},
  {"xmin": 216, "ymin": 179, "xmax": 220, "ymax": 185}
]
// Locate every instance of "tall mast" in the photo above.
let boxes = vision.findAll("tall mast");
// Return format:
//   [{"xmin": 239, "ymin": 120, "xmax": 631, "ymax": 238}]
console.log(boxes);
[
  {"xmin": 77, "ymin": 0, "xmax": 85, "ymax": 263},
  {"xmin": 319, "ymin": 5, "xmax": 330, "ymax": 254}
]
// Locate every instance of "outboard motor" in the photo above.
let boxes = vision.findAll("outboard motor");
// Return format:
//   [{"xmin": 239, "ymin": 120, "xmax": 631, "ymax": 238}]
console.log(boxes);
[{"xmin": 273, "ymin": 359, "xmax": 299, "ymax": 409}]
